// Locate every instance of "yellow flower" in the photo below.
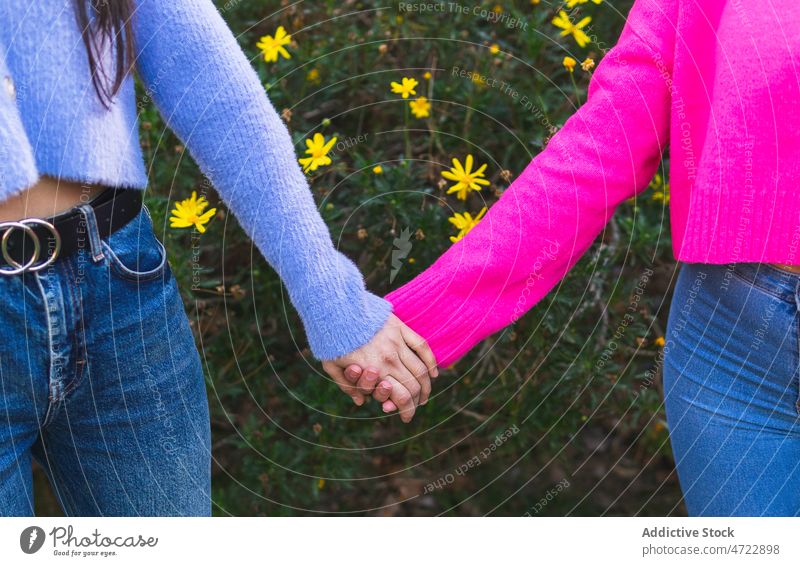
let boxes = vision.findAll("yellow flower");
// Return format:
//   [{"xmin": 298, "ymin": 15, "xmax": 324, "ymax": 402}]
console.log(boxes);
[
  {"xmin": 298, "ymin": 133, "xmax": 337, "ymax": 173},
  {"xmin": 423, "ymin": 71, "xmax": 432, "ymax": 80},
  {"xmin": 442, "ymin": 154, "xmax": 491, "ymax": 200},
  {"xmin": 170, "ymin": 191, "xmax": 217, "ymax": 233},
  {"xmin": 492, "ymin": 4, "xmax": 503, "ymax": 13},
  {"xmin": 531, "ymin": 0, "xmax": 540, "ymax": 4},
  {"xmin": 650, "ymin": 173, "xmax": 670, "ymax": 204},
  {"xmin": 373, "ymin": 165, "xmax": 383, "ymax": 174},
  {"xmin": 489, "ymin": 43, "xmax": 500, "ymax": 55},
  {"xmin": 566, "ymin": 0, "xmax": 603, "ymax": 6},
  {"xmin": 654, "ymin": 336, "xmax": 666, "ymax": 347},
  {"xmin": 390, "ymin": 76, "xmax": 418, "ymax": 99},
  {"xmin": 563, "ymin": 56, "xmax": 577, "ymax": 72},
  {"xmin": 306, "ymin": 68, "xmax": 321, "ymax": 84},
  {"xmin": 552, "ymin": 11, "xmax": 592, "ymax": 48},
  {"xmin": 256, "ymin": 26, "xmax": 292, "ymax": 63},
  {"xmin": 652, "ymin": 188, "xmax": 670, "ymax": 204},
  {"xmin": 409, "ymin": 96, "xmax": 431, "ymax": 118},
  {"xmin": 581, "ymin": 57, "xmax": 595, "ymax": 71},
  {"xmin": 449, "ymin": 207, "xmax": 488, "ymax": 243},
  {"xmin": 317, "ymin": 478, "xmax": 325, "ymax": 490},
  {"xmin": 471, "ymin": 73, "xmax": 486, "ymax": 87}
]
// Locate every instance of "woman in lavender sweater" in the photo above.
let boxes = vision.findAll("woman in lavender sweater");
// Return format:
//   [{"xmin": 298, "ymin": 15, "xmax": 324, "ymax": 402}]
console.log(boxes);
[
  {"xmin": 0, "ymin": 0, "xmax": 437, "ymax": 516},
  {"xmin": 352, "ymin": 0, "xmax": 800, "ymax": 516}
]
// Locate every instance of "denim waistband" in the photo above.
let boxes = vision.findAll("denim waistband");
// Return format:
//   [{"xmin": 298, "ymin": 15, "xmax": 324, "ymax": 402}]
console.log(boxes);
[{"xmin": 728, "ymin": 262, "xmax": 800, "ymax": 304}]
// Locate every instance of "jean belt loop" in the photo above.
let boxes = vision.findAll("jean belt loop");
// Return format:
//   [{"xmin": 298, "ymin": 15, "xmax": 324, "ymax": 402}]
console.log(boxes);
[{"xmin": 75, "ymin": 202, "xmax": 105, "ymax": 263}]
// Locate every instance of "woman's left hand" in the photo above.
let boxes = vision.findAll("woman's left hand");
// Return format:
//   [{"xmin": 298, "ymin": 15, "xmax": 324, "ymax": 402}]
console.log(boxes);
[{"xmin": 321, "ymin": 314, "xmax": 438, "ymax": 422}]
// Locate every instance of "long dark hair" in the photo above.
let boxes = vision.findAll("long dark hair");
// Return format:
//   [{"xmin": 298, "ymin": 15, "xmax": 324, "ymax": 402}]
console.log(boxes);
[{"xmin": 73, "ymin": 0, "xmax": 135, "ymax": 108}]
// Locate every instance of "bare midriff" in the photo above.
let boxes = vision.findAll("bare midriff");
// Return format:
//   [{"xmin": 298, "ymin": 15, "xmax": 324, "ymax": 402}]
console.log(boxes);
[
  {"xmin": 0, "ymin": 176, "xmax": 105, "ymax": 222},
  {"xmin": 1, "ymin": 178, "xmax": 800, "ymax": 277}
]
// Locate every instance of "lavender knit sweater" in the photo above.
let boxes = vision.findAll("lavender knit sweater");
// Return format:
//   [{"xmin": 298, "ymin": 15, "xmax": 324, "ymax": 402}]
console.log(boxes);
[{"xmin": 0, "ymin": 0, "xmax": 391, "ymax": 360}]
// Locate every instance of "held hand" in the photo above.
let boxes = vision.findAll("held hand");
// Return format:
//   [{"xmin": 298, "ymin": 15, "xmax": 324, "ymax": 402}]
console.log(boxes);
[
  {"xmin": 321, "ymin": 314, "xmax": 438, "ymax": 423},
  {"xmin": 344, "ymin": 365, "xmax": 402, "ymax": 415}
]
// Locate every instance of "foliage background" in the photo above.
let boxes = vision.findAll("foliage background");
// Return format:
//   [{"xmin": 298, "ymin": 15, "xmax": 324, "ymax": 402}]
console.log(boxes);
[{"xmin": 40, "ymin": 0, "xmax": 685, "ymax": 516}]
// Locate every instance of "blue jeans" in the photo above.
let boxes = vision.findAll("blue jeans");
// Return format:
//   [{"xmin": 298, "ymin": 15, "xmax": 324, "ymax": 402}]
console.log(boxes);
[
  {"xmin": 0, "ymin": 199, "xmax": 211, "ymax": 516},
  {"xmin": 664, "ymin": 262, "xmax": 800, "ymax": 516}
]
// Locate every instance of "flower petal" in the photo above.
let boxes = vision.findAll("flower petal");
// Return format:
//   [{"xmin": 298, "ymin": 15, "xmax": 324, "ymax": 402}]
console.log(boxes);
[{"xmin": 322, "ymin": 136, "xmax": 337, "ymax": 153}]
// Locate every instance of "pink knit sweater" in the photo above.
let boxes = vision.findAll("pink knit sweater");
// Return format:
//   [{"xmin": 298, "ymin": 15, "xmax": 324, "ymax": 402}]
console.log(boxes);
[{"xmin": 387, "ymin": 0, "xmax": 800, "ymax": 367}]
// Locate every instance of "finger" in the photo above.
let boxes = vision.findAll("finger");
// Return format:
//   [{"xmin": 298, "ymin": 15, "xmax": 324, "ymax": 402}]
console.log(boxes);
[
  {"xmin": 399, "ymin": 347, "xmax": 431, "ymax": 405},
  {"xmin": 382, "ymin": 400, "xmax": 398, "ymax": 413},
  {"xmin": 390, "ymin": 359, "xmax": 421, "ymax": 407},
  {"xmin": 400, "ymin": 324, "xmax": 439, "ymax": 378},
  {"xmin": 382, "ymin": 375, "xmax": 416, "ymax": 423},
  {"xmin": 372, "ymin": 380, "xmax": 392, "ymax": 403},
  {"xmin": 344, "ymin": 364, "xmax": 362, "ymax": 382},
  {"xmin": 355, "ymin": 367, "xmax": 381, "ymax": 396},
  {"xmin": 323, "ymin": 362, "xmax": 365, "ymax": 406}
]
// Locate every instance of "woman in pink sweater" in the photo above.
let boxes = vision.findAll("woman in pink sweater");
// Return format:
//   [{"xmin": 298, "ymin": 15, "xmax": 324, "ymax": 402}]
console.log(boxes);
[{"xmin": 342, "ymin": 0, "xmax": 800, "ymax": 516}]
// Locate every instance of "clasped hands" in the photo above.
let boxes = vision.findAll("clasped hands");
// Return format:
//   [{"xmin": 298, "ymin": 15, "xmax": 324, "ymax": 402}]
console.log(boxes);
[{"xmin": 322, "ymin": 314, "xmax": 438, "ymax": 423}]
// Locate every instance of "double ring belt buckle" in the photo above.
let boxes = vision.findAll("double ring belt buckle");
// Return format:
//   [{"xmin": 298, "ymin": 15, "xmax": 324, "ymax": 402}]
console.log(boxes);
[{"xmin": 0, "ymin": 218, "xmax": 62, "ymax": 276}]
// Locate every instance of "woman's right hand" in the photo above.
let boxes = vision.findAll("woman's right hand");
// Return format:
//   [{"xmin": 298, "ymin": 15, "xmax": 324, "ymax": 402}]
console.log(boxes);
[{"xmin": 321, "ymin": 314, "xmax": 438, "ymax": 423}]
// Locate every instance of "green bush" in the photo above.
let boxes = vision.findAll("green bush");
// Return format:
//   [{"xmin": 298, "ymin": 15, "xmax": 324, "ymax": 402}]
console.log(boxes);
[{"xmin": 140, "ymin": 0, "xmax": 681, "ymax": 516}]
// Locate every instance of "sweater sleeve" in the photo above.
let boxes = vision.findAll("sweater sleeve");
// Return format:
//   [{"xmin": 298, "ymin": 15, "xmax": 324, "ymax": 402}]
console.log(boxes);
[
  {"xmin": 386, "ymin": 0, "xmax": 678, "ymax": 368},
  {"xmin": 0, "ymin": 47, "xmax": 39, "ymax": 199},
  {"xmin": 129, "ymin": 0, "xmax": 391, "ymax": 360}
]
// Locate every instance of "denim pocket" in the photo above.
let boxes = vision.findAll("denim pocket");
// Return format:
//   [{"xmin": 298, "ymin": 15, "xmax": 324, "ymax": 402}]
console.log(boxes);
[
  {"xmin": 727, "ymin": 264, "xmax": 800, "ymax": 415},
  {"xmin": 101, "ymin": 205, "xmax": 169, "ymax": 283}
]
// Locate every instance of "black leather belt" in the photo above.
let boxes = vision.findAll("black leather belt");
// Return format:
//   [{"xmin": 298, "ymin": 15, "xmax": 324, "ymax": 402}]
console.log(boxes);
[{"xmin": 0, "ymin": 187, "xmax": 143, "ymax": 275}]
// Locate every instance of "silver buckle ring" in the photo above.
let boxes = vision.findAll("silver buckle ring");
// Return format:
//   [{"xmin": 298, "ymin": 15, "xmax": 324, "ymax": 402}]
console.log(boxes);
[{"xmin": 0, "ymin": 218, "xmax": 61, "ymax": 276}]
